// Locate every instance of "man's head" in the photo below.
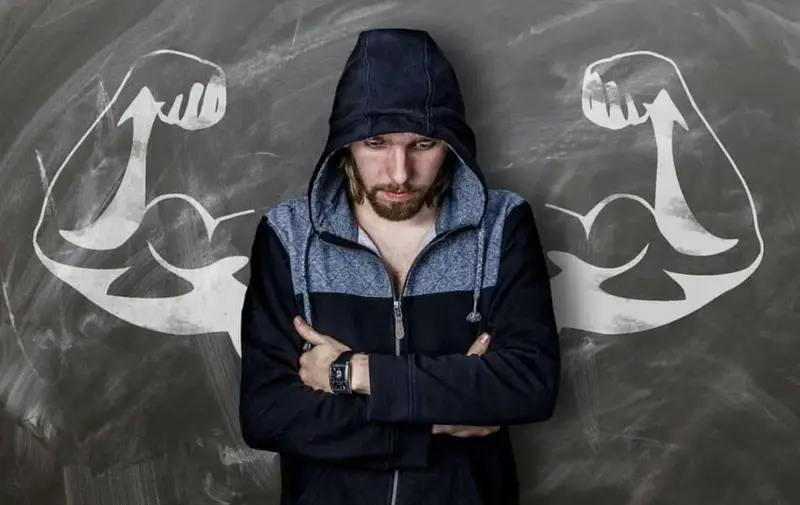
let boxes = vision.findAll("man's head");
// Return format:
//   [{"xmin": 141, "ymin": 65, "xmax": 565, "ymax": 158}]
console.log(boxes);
[{"xmin": 340, "ymin": 131, "xmax": 455, "ymax": 221}]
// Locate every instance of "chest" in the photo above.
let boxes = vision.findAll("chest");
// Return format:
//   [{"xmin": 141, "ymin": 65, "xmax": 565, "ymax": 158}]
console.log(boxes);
[
  {"xmin": 360, "ymin": 226, "xmax": 436, "ymax": 295},
  {"xmin": 380, "ymin": 246, "xmax": 419, "ymax": 294}
]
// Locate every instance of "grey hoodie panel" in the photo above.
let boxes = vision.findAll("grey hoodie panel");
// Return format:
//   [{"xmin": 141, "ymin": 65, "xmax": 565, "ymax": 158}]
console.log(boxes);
[
  {"xmin": 265, "ymin": 189, "xmax": 525, "ymax": 308},
  {"xmin": 404, "ymin": 189, "xmax": 523, "ymax": 298}
]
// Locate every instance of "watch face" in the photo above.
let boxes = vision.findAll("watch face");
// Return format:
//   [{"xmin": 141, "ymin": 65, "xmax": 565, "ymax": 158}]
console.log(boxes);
[
  {"xmin": 331, "ymin": 378, "xmax": 348, "ymax": 393},
  {"xmin": 330, "ymin": 363, "xmax": 349, "ymax": 393}
]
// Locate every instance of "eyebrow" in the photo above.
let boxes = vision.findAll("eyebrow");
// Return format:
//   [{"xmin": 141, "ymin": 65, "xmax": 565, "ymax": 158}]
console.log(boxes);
[{"xmin": 367, "ymin": 135, "xmax": 436, "ymax": 142}]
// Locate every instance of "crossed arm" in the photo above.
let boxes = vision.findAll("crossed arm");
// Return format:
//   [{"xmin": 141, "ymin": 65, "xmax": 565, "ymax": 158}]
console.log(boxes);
[
  {"xmin": 238, "ymin": 202, "xmax": 561, "ymax": 468},
  {"xmin": 292, "ymin": 315, "xmax": 498, "ymax": 438}
]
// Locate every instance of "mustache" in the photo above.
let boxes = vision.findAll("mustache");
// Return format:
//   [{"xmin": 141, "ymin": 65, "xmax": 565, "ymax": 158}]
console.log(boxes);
[{"xmin": 373, "ymin": 184, "xmax": 421, "ymax": 194}]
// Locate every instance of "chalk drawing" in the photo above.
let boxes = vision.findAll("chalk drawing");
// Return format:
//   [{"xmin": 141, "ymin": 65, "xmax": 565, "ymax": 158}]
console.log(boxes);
[
  {"xmin": 32, "ymin": 49, "xmax": 764, "ymax": 356},
  {"xmin": 32, "ymin": 50, "xmax": 253, "ymax": 356},
  {"xmin": 546, "ymin": 51, "xmax": 764, "ymax": 335}
]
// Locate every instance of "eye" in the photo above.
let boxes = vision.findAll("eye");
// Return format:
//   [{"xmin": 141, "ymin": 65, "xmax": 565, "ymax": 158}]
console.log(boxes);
[
  {"xmin": 414, "ymin": 140, "xmax": 438, "ymax": 150},
  {"xmin": 364, "ymin": 138, "xmax": 386, "ymax": 149}
]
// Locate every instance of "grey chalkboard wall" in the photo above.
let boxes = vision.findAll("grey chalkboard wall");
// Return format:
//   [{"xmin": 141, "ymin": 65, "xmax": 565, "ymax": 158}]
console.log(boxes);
[{"xmin": 2, "ymin": 0, "xmax": 799, "ymax": 503}]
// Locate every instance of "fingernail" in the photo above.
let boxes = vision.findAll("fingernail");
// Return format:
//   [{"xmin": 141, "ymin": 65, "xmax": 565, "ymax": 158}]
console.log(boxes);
[
  {"xmin": 480, "ymin": 333, "xmax": 489, "ymax": 344},
  {"xmin": 294, "ymin": 316, "xmax": 302, "ymax": 325}
]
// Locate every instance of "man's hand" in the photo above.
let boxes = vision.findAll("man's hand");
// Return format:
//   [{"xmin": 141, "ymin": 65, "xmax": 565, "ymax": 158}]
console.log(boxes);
[
  {"xmin": 294, "ymin": 316, "xmax": 351, "ymax": 393},
  {"xmin": 432, "ymin": 332, "xmax": 501, "ymax": 438}
]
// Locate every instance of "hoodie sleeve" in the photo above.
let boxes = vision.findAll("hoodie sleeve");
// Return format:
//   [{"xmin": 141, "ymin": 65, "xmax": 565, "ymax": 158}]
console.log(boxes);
[
  {"xmin": 366, "ymin": 200, "xmax": 561, "ymax": 425},
  {"xmin": 239, "ymin": 216, "xmax": 432, "ymax": 468}
]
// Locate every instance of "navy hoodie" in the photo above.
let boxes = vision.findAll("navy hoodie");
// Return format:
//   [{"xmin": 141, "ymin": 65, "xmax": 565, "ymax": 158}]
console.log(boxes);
[{"xmin": 239, "ymin": 28, "xmax": 561, "ymax": 505}]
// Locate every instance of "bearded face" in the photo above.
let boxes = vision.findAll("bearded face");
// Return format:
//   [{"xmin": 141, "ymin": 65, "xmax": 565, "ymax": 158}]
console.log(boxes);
[{"xmin": 346, "ymin": 133, "xmax": 449, "ymax": 222}]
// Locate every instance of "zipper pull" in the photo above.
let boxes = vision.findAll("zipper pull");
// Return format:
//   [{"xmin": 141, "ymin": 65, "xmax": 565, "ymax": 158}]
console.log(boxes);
[{"xmin": 393, "ymin": 300, "xmax": 405, "ymax": 340}]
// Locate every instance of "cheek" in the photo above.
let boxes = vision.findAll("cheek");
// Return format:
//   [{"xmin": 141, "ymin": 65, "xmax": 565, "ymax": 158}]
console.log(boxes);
[
  {"xmin": 418, "ymin": 157, "xmax": 445, "ymax": 182},
  {"xmin": 351, "ymin": 148, "xmax": 382, "ymax": 169},
  {"xmin": 351, "ymin": 158, "xmax": 382, "ymax": 183},
  {"xmin": 359, "ymin": 170, "xmax": 382, "ymax": 188}
]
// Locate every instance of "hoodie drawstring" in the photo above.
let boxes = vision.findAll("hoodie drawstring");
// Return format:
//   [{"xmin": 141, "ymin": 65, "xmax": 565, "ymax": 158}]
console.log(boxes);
[
  {"xmin": 466, "ymin": 223, "xmax": 486, "ymax": 324},
  {"xmin": 301, "ymin": 227, "xmax": 314, "ymax": 351}
]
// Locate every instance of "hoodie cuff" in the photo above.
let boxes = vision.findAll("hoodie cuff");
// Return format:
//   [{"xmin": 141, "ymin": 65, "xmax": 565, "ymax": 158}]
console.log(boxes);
[{"xmin": 367, "ymin": 353, "xmax": 412, "ymax": 422}]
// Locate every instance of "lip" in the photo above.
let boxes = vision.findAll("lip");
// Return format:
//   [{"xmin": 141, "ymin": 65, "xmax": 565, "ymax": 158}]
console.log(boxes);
[{"xmin": 381, "ymin": 190, "xmax": 413, "ymax": 201}]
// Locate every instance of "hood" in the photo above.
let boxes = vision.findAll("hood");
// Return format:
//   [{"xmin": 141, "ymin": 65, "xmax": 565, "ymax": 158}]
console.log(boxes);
[
  {"xmin": 307, "ymin": 28, "xmax": 488, "ymax": 240},
  {"xmin": 298, "ymin": 28, "xmax": 488, "ymax": 337}
]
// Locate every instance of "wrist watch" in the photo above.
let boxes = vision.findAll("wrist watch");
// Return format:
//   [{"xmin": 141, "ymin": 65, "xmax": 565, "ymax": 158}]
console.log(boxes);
[{"xmin": 330, "ymin": 350, "xmax": 356, "ymax": 394}]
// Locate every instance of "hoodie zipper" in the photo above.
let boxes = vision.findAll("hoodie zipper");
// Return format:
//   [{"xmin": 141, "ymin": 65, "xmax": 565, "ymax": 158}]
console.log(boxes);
[
  {"xmin": 321, "ymin": 225, "xmax": 471, "ymax": 505},
  {"xmin": 387, "ymin": 226, "xmax": 464, "ymax": 505},
  {"xmin": 389, "ymin": 287, "xmax": 402, "ymax": 505}
]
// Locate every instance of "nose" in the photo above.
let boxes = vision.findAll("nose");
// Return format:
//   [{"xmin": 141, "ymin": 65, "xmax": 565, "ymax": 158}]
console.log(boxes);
[{"xmin": 387, "ymin": 147, "xmax": 411, "ymax": 185}]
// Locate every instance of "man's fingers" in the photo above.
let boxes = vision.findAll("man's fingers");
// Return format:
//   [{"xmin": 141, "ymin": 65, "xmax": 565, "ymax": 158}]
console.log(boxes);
[
  {"xmin": 466, "ymin": 332, "xmax": 491, "ymax": 356},
  {"xmin": 433, "ymin": 424, "xmax": 501, "ymax": 437},
  {"xmin": 449, "ymin": 425, "xmax": 500, "ymax": 438},
  {"xmin": 295, "ymin": 317, "xmax": 352, "ymax": 352},
  {"xmin": 294, "ymin": 316, "xmax": 328, "ymax": 346}
]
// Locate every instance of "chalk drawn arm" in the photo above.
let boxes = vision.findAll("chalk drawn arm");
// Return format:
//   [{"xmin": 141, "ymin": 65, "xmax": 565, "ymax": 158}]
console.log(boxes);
[
  {"xmin": 58, "ymin": 56, "xmax": 229, "ymax": 251},
  {"xmin": 581, "ymin": 57, "xmax": 736, "ymax": 256},
  {"xmin": 545, "ymin": 51, "xmax": 764, "ymax": 335},
  {"xmin": 32, "ymin": 50, "xmax": 249, "ymax": 356}
]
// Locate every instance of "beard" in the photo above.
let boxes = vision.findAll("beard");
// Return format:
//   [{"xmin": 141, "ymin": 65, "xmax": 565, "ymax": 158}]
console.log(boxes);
[{"xmin": 351, "ymin": 165, "xmax": 437, "ymax": 221}]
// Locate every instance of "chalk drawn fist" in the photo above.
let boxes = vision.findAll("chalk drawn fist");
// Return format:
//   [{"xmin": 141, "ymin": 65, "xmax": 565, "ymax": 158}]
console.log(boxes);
[
  {"xmin": 582, "ymin": 65, "xmax": 646, "ymax": 130},
  {"xmin": 116, "ymin": 50, "xmax": 227, "ymax": 131},
  {"xmin": 581, "ymin": 51, "xmax": 688, "ymax": 132},
  {"xmin": 156, "ymin": 75, "xmax": 226, "ymax": 130}
]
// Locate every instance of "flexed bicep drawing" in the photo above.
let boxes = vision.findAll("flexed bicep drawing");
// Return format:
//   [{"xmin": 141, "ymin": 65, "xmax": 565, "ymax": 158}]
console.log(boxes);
[
  {"xmin": 544, "ymin": 51, "xmax": 764, "ymax": 335},
  {"xmin": 32, "ymin": 49, "xmax": 253, "ymax": 356}
]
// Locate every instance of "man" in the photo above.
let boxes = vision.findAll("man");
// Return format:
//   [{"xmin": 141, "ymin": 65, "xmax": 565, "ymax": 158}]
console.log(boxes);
[{"xmin": 239, "ymin": 28, "xmax": 560, "ymax": 505}]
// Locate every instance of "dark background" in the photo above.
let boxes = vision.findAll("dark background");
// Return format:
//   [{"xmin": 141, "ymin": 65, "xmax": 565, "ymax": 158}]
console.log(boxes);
[{"xmin": 2, "ymin": 0, "xmax": 799, "ymax": 503}]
